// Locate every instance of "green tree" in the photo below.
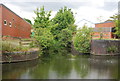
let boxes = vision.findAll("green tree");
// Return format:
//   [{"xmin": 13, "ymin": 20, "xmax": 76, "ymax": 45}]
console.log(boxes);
[
  {"xmin": 33, "ymin": 6, "xmax": 51, "ymax": 28},
  {"xmin": 73, "ymin": 25, "xmax": 92, "ymax": 53},
  {"xmin": 33, "ymin": 6, "xmax": 77, "ymax": 55},
  {"xmin": 56, "ymin": 28, "xmax": 73, "ymax": 53},
  {"xmin": 110, "ymin": 14, "xmax": 120, "ymax": 38},
  {"xmin": 33, "ymin": 7, "xmax": 54, "ymax": 55},
  {"xmin": 34, "ymin": 28, "xmax": 54, "ymax": 54},
  {"xmin": 58, "ymin": 29, "xmax": 72, "ymax": 47},
  {"xmin": 114, "ymin": 20, "xmax": 120, "ymax": 38},
  {"xmin": 50, "ymin": 7, "xmax": 76, "ymax": 53},
  {"xmin": 51, "ymin": 6, "xmax": 76, "ymax": 35}
]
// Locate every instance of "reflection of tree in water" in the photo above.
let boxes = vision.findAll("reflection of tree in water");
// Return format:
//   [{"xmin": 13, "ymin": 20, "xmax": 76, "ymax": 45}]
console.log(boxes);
[
  {"xmin": 89, "ymin": 56, "xmax": 118, "ymax": 79},
  {"xmin": 51, "ymin": 55, "xmax": 90, "ymax": 79},
  {"xmin": 29, "ymin": 59, "xmax": 51, "ymax": 79},
  {"xmin": 73, "ymin": 56, "xmax": 89, "ymax": 78},
  {"xmin": 110, "ymin": 57, "xmax": 118, "ymax": 79},
  {"xmin": 3, "ymin": 55, "xmax": 118, "ymax": 79},
  {"xmin": 118, "ymin": 58, "xmax": 120, "ymax": 79},
  {"xmin": 51, "ymin": 56, "xmax": 72, "ymax": 78},
  {"xmin": 2, "ymin": 59, "xmax": 38, "ymax": 79}
]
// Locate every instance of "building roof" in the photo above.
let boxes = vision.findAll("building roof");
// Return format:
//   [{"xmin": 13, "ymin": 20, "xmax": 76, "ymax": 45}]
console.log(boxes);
[
  {"xmin": 95, "ymin": 20, "xmax": 114, "ymax": 24},
  {"xmin": 92, "ymin": 27, "xmax": 114, "ymax": 32},
  {"xmin": 0, "ymin": 4, "xmax": 31, "ymax": 25}
]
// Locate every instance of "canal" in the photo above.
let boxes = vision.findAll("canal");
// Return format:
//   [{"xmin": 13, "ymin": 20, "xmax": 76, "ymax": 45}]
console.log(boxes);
[{"xmin": 2, "ymin": 55, "xmax": 119, "ymax": 79}]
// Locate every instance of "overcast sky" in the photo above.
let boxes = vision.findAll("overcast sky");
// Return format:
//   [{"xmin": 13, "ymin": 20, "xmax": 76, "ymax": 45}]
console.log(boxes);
[{"xmin": 0, "ymin": 0, "xmax": 119, "ymax": 28}]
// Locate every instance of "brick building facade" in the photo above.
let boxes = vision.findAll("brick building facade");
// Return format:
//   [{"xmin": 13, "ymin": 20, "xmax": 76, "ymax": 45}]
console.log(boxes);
[
  {"xmin": 0, "ymin": 4, "xmax": 31, "ymax": 39},
  {"xmin": 92, "ymin": 20, "xmax": 115, "ymax": 39}
]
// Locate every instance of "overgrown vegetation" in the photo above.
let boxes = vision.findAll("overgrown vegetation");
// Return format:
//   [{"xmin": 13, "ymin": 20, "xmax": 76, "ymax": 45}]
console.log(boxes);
[
  {"xmin": 73, "ymin": 25, "xmax": 92, "ymax": 53},
  {"xmin": 32, "ymin": 6, "xmax": 76, "ymax": 56},
  {"xmin": 110, "ymin": 14, "xmax": 120, "ymax": 38},
  {"xmin": 32, "ymin": 6, "xmax": 54, "ymax": 55},
  {"xmin": 2, "ymin": 41, "xmax": 29, "ymax": 53},
  {"xmin": 107, "ymin": 46, "xmax": 119, "ymax": 53}
]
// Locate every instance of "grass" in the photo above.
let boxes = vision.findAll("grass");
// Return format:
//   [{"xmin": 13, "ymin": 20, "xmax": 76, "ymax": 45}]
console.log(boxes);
[{"xmin": 2, "ymin": 41, "xmax": 30, "ymax": 53}]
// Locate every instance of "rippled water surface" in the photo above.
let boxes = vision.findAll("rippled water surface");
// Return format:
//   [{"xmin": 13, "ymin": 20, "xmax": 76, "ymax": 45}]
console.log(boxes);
[{"xmin": 2, "ymin": 55, "xmax": 119, "ymax": 79}]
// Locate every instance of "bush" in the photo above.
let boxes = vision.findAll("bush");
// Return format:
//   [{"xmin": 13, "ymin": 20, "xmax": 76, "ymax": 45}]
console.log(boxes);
[
  {"xmin": 57, "ymin": 28, "xmax": 72, "ymax": 48},
  {"xmin": 73, "ymin": 25, "xmax": 92, "ymax": 53},
  {"xmin": 107, "ymin": 46, "xmax": 119, "ymax": 53},
  {"xmin": 34, "ymin": 28, "xmax": 54, "ymax": 54},
  {"xmin": 32, "ymin": 6, "xmax": 76, "ymax": 56}
]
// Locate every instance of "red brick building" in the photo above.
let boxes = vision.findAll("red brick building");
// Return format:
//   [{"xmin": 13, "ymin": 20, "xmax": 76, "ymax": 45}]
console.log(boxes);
[
  {"xmin": 0, "ymin": 4, "xmax": 31, "ymax": 39},
  {"xmin": 92, "ymin": 20, "xmax": 116, "ymax": 39}
]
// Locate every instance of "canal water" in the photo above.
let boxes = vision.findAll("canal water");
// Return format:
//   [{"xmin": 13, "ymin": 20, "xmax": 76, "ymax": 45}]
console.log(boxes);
[{"xmin": 2, "ymin": 55, "xmax": 119, "ymax": 79}]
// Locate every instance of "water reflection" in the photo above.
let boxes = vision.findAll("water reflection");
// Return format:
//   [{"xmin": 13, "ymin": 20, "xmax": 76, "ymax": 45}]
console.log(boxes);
[
  {"xmin": 89, "ymin": 56, "xmax": 118, "ymax": 79},
  {"xmin": 2, "ymin": 59, "xmax": 39, "ymax": 79},
  {"xmin": 2, "ymin": 55, "xmax": 119, "ymax": 79},
  {"xmin": 73, "ymin": 56, "xmax": 89, "ymax": 78},
  {"xmin": 29, "ymin": 59, "xmax": 51, "ymax": 79}
]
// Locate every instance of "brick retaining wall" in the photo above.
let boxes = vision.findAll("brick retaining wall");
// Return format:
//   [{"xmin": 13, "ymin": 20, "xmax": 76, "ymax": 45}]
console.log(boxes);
[
  {"xmin": 91, "ymin": 39, "xmax": 120, "ymax": 55},
  {"xmin": 2, "ymin": 50, "xmax": 39, "ymax": 63}
]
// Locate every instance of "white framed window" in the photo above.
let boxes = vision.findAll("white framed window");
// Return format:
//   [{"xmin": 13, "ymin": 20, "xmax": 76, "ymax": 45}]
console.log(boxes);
[
  {"xmin": 9, "ymin": 22, "xmax": 12, "ymax": 27},
  {"xmin": 4, "ymin": 20, "xmax": 7, "ymax": 25}
]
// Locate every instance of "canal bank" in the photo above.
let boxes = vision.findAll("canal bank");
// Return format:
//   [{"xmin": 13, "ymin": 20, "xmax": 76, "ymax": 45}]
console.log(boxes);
[{"xmin": 1, "ymin": 48, "xmax": 39, "ymax": 63}]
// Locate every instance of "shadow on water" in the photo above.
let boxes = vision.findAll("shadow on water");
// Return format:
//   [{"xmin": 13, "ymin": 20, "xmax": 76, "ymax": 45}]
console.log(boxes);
[{"xmin": 2, "ymin": 54, "xmax": 119, "ymax": 79}]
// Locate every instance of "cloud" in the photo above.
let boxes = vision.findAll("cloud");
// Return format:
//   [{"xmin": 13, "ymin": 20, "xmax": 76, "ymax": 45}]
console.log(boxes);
[
  {"xmin": 90, "ymin": 0, "xmax": 104, "ymax": 7},
  {"xmin": 3, "ymin": 1, "xmax": 118, "ymax": 12},
  {"xmin": 3, "ymin": 2, "xmax": 86, "ymax": 11},
  {"xmin": 1, "ymin": 0, "xmax": 119, "ymax": 2},
  {"xmin": 99, "ymin": 2, "xmax": 118, "ymax": 11},
  {"xmin": 1, "ymin": 1, "xmax": 118, "ymax": 28},
  {"xmin": 73, "ymin": 5, "xmax": 117, "ymax": 28}
]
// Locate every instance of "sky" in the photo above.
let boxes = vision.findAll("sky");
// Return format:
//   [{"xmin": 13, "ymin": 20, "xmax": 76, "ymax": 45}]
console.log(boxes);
[{"xmin": 0, "ymin": 0, "xmax": 119, "ymax": 28}]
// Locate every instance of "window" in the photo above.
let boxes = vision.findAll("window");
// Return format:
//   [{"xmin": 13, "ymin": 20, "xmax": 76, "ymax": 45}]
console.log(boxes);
[
  {"xmin": 9, "ymin": 22, "xmax": 12, "ymax": 27},
  {"xmin": 4, "ymin": 20, "xmax": 7, "ymax": 25},
  {"xmin": 12, "ymin": 18, "xmax": 14, "ymax": 21}
]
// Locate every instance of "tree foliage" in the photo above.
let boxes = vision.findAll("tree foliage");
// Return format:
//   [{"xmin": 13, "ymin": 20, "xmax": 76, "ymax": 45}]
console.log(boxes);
[
  {"xmin": 58, "ymin": 29, "xmax": 72, "ymax": 48},
  {"xmin": 33, "ymin": 6, "xmax": 52, "ymax": 28},
  {"xmin": 114, "ymin": 20, "xmax": 120, "ymax": 38},
  {"xmin": 33, "ymin": 6, "xmax": 53, "ymax": 55},
  {"xmin": 110, "ymin": 14, "xmax": 120, "ymax": 38},
  {"xmin": 51, "ymin": 6, "xmax": 76, "ymax": 35},
  {"xmin": 35, "ymin": 28, "xmax": 54, "ymax": 54},
  {"xmin": 73, "ymin": 25, "xmax": 92, "ymax": 53},
  {"xmin": 33, "ymin": 6, "xmax": 76, "ymax": 55},
  {"xmin": 52, "ymin": 7, "xmax": 76, "ymax": 53}
]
